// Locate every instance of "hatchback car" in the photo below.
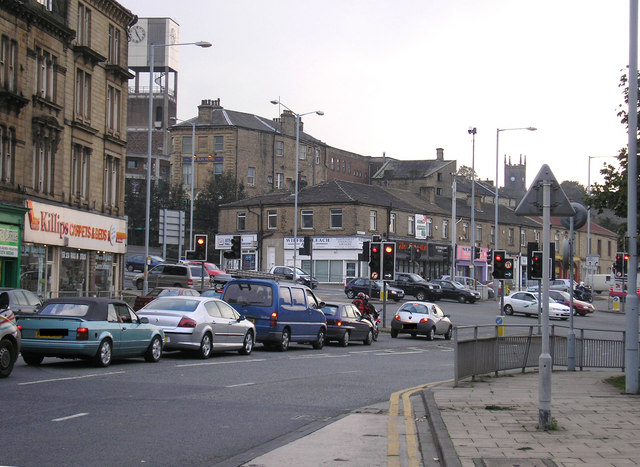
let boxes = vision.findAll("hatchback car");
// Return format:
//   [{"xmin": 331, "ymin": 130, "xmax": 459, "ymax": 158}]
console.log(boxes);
[
  {"xmin": 430, "ymin": 279, "xmax": 480, "ymax": 303},
  {"xmin": 134, "ymin": 264, "xmax": 210, "ymax": 290},
  {"xmin": 1, "ymin": 292, "xmax": 21, "ymax": 378},
  {"xmin": 320, "ymin": 302, "xmax": 375, "ymax": 346},
  {"xmin": 548, "ymin": 290, "xmax": 595, "ymax": 316},
  {"xmin": 268, "ymin": 266, "xmax": 319, "ymax": 289},
  {"xmin": 503, "ymin": 291, "xmax": 570, "ymax": 319},
  {"xmin": 126, "ymin": 254, "xmax": 165, "ymax": 272},
  {"xmin": 137, "ymin": 296, "xmax": 255, "ymax": 358},
  {"xmin": 133, "ymin": 287, "xmax": 200, "ymax": 311},
  {"xmin": 0, "ymin": 287, "xmax": 42, "ymax": 316},
  {"xmin": 344, "ymin": 278, "xmax": 405, "ymax": 301},
  {"xmin": 18, "ymin": 297, "xmax": 164, "ymax": 367},
  {"xmin": 390, "ymin": 301, "xmax": 453, "ymax": 340}
]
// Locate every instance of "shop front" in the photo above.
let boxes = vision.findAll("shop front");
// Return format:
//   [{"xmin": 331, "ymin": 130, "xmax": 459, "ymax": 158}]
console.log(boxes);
[
  {"xmin": 0, "ymin": 204, "xmax": 27, "ymax": 287},
  {"xmin": 22, "ymin": 200, "xmax": 127, "ymax": 298},
  {"xmin": 455, "ymin": 245, "xmax": 489, "ymax": 282}
]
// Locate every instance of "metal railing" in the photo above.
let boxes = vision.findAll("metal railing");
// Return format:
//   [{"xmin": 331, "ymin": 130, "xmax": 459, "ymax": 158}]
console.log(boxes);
[{"xmin": 454, "ymin": 324, "xmax": 629, "ymax": 386}]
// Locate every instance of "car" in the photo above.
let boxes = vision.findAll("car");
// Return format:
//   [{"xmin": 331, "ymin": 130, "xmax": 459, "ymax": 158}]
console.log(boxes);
[
  {"xmin": 344, "ymin": 278, "xmax": 405, "ymax": 301},
  {"xmin": 134, "ymin": 263, "xmax": 211, "ymax": 290},
  {"xmin": 430, "ymin": 279, "xmax": 480, "ymax": 303},
  {"xmin": 17, "ymin": 297, "xmax": 165, "ymax": 367},
  {"xmin": 186, "ymin": 261, "xmax": 227, "ymax": 278},
  {"xmin": 137, "ymin": 296, "xmax": 255, "ymax": 358},
  {"xmin": 132, "ymin": 287, "xmax": 200, "ymax": 311},
  {"xmin": 392, "ymin": 272, "xmax": 442, "ymax": 301},
  {"xmin": 0, "ymin": 287, "xmax": 43, "ymax": 316},
  {"xmin": 390, "ymin": 301, "xmax": 453, "ymax": 340},
  {"xmin": 320, "ymin": 302, "xmax": 375, "ymax": 346},
  {"xmin": 547, "ymin": 290, "xmax": 595, "ymax": 316},
  {"xmin": 268, "ymin": 266, "xmax": 319, "ymax": 289},
  {"xmin": 222, "ymin": 278, "xmax": 327, "ymax": 351},
  {"xmin": 0, "ymin": 292, "xmax": 21, "ymax": 378},
  {"xmin": 126, "ymin": 254, "xmax": 165, "ymax": 272},
  {"xmin": 526, "ymin": 279, "xmax": 578, "ymax": 293},
  {"xmin": 503, "ymin": 291, "xmax": 571, "ymax": 319},
  {"xmin": 441, "ymin": 275, "xmax": 479, "ymax": 289}
]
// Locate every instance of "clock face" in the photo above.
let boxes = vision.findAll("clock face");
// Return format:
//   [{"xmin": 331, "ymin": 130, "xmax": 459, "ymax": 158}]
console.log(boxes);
[
  {"xmin": 510, "ymin": 176, "xmax": 516, "ymax": 182},
  {"xmin": 128, "ymin": 25, "xmax": 145, "ymax": 43}
]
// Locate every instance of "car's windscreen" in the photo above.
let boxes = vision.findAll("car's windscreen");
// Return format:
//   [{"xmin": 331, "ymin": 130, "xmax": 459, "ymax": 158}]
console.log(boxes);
[
  {"xmin": 143, "ymin": 298, "xmax": 199, "ymax": 312},
  {"xmin": 399, "ymin": 303, "xmax": 429, "ymax": 314},
  {"xmin": 407, "ymin": 273, "xmax": 422, "ymax": 281},
  {"xmin": 321, "ymin": 305, "xmax": 338, "ymax": 316},
  {"xmin": 39, "ymin": 303, "xmax": 90, "ymax": 317},
  {"xmin": 451, "ymin": 281, "xmax": 465, "ymax": 289},
  {"xmin": 201, "ymin": 290, "xmax": 222, "ymax": 298},
  {"xmin": 223, "ymin": 283, "xmax": 273, "ymax": 306},
  {"xmin": 294, "ymin": 268, "xmax": 310, "ymax": 276}
]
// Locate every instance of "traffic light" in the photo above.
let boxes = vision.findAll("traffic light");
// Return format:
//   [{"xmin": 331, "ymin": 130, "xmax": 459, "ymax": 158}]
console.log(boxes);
[
  {"xmin": 358, "ymin": 241, "xmax": 370, "ymax": 262},
  {"xmin": 299, "ymin": 236, "xmax": 311, "ymax": 256},
  {"xmin": 492, "ymin": 250, "xmax": 506, "ymax": 279},
  {"xmin": 614, "ymin": 252, "xmax": 624, "ymax": 277},
  {"xmin": 382, "ymin": 242, "xmax": 396, "ymax": 281},
  {"xmin": 474, "ymin": 247, "xmax": 481, "ymax": 260},
  {"xmin": 369, "ymin": 242, "xmax": 381, "ymax": 280},
  {"xmin": 194, "ymin": 234, "xmax": 208, "ymax": 261},
  {"xmin": 530, "ymin": 250, "xmax": 543, "ymax": 279},
  {"xmin": 224, "ymin": 235, "xmax": 241, "ymax": 259}
]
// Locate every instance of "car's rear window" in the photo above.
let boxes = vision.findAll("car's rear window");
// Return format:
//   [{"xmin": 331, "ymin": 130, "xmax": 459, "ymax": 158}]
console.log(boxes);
[
  {"xmin": 39, "ymin": 303, "xmax": 90, "ymax": 317},
  {"xmin": 223, "ymin": 283, "xmax": 273, "ymax": 306},
  {"xmin": 321, "ymin": 305, "xmax": 338, "ymax": 316},
  {"xmin": 399, "ymin": 303, "xmax": 429, "ymax": 314},
  {"xmin": 144, "ymin": 298, "xmax": 199, "ymax": 312}
]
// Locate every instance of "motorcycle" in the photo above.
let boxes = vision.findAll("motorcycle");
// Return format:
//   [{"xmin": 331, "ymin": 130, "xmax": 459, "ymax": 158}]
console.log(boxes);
[
  {"xmin": 361, "ymin": 307, "xmax": 380, "ymax": 341},
  {"xmin": 574, "ymin": 285, "xmax": 593, "ymax": 303}
]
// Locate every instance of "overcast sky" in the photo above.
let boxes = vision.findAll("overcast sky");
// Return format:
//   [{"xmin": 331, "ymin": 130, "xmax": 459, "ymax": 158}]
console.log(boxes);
[{"xmin": 119, "ymin": 0, "xmax": 633, "ymax": 188}]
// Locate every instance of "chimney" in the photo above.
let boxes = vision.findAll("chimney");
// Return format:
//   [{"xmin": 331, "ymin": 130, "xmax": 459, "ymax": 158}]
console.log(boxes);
[
  {"xmin": 436, "ymin": 148, "xmax": 444, "ymax": 160},
  {"xmin": 277, "ymin": 110, "xmax": 296, "ymax": 137},
  {"xmin": 197, "ymin": 98, "xmax": 222, "ymax": 124}
]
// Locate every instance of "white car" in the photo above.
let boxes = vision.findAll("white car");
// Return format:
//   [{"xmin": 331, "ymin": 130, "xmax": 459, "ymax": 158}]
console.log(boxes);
[{"xmin": 503, "ymin": 291, "xmax": 570, "ymax": 320}]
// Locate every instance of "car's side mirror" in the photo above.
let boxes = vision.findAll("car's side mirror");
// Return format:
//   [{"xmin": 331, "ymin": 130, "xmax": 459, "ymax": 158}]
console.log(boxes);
[
  {"xmin": 139, "ymin": 317, "xmax": 149, "ymax": 324},
  {"xmin": 318, "ymin": 301, "xmax": 325, "ymax": 308}
]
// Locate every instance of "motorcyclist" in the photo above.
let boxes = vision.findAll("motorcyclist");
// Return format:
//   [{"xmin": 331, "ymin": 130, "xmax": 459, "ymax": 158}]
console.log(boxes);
[{"xmin": 353, "ymin": 293, "xmax": 379, "ymax": 322}]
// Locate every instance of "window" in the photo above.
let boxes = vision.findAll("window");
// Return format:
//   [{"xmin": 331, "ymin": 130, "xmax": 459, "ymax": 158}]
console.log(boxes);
[
  {"xmin": 77, "ymin": 3, "xmax": 91, "ymax": 46},
  {"xmin": 462, "ymin": 222, "xmax": 468, "ymax": 240},
  {"xmin": 520, "ymin": 229, "xmax": 526, "ymax": 246},
  {"xmin": 408, "ymin": 216, "xmax": 415, "ymax": 236},
  {"xmin": 301, "ymin": 210, "xmax": 313, "ymax": 229},
  {"xmin": 214, "ymin": 135, "xmax": 224, "ymax": 152},
  {"xmin": 436, "ymin": 187, "xmax": 443, "ymax": 196},
  {"xmin": 508, "ymin": 228, "xmax": 515, "ymax": 246},
  {"xmin": 237, "ymin": 212, "xmax": 246, "ymax": 231},
  {"xmin": 36, "ymin": 0, "xmax": 53, "ymax": 10},
  {"xmin": 267, "ymin": 175, "xmax": 273, "ymax": 185},
  {"xmin": 181, "ymin": 136, "xmax": 192, "ymax": 154},
  {"xmin": 1, "ymin": 36, "xmax": 17, "ymax": 92},
  {"xmin": 443, "ymin": 219, "xmax": 449, "ymax": 239},
  {"xmin": 247, "ymin": 167, "xmax": 255, "ymax": 186},
  {"xmin": 300, "ymin": 145, "xmax": 306, "ymax": 160},
  {"xmin": 535, "ymin": 230, "xmax": 540, "ymax": 243},
  {"xmin": 72, "ymin": 144, "xmax": 90, "ymax": 198},
  {"xmin": 182, "ymin": 162, "xmax": 192, "ymax": 186},
  {"xmin": 476, "ymin": 224, "xmax": 482, "ymax": 243},
  {"xmin": 315, "ymin": 148, "xmax": 320, "ymax": 165},
  {"xmin": 75, "ymin": 69, "xmax": 91, "ymax": 121},
  {"xmin": 35, "ymin": 48, "xmax": 56, "ymax": 101},
  {"xmin": 348, "ymin": 161, "xmax": 351, "ymax": 174},
  {"xmin": 342, "ymin": 160, "xmax": 346, "ymax": 173},
  {"xmin": 607, "ymin": 240, "xmax": 612, "ymax": 257},
  {"xmin": 104, "ymin": 155, "xmax": 119, "ymax": 206},
  {"xmin": 437, "ymin": 172, "xmax": 443, "ymax": 181},
  {"xmin": 370, "ymin": 210, "xmax": 377, "ymax": 231},
  {"xmin": 389, "ymin": 213, "xmax": 396, "ymax": 233},
  {"xmin": 267, "ymin": 210, "xmax": 277, "ymax": 229},
  {"xmin": 426, "ymin": 218, "xmax": 433, "ymax": 237},
  {"xmin": 597, "ymin": 239, "xmax": 602, "ymax": 255},
  {"xmin": 32, "ymin": 133, "xmax": 54, "ymax": 194},
  {"xmin": 1, "ymin": 126, "xmax": 15, "ymax": 184},
  {"xmin": 107, "ymin": 25, "xmax": 120, "ymax": 65},
  {"xmin": 276, "ymin": 140, "xmax": 284, "ymax": 156},
  {"xmin": 106, "ymin": 85, "xmax": 121, "ymax": 133},
  {"xmin": 331, "ymin": 157, "xmax": 335, "ymax": 170},
  {"xmin": 214, "ymin": 162, "xmax": 223, "ymax": 175},
  {"xmin": 330, "ymin": 209, "xmax": 342, "ymax": 229},
  {"xmin": 127, "ymin": 159, "xmax": 137, "ymax": 169},
  {"xmin": 275, "ymin": 172, "xmax": 284, "ymax": 189}
]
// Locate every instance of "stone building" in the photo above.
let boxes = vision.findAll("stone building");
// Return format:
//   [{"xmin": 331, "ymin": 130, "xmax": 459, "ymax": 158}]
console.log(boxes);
[{"xmin": 0, "ymin": 0, "xmax": 132, "ymax": 296}]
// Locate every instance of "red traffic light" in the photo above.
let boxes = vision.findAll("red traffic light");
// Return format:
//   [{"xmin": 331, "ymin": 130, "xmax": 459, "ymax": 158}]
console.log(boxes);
[
  {"xmin": 196, "ymin": 237, "xmax": 205, "ymax": 246},
  {"xmin": 494, "ymin": 254, "xmax": 502, "ymax": 262},
  {"xmin": 384, "ymin": 245, "xmax": 393, "ymax": 254},
  {"xmin": 624, "ymin": 254, "xmax": 630, "ymax": 261},
  {"xmin": 372, "ymin": 246, "xmax": 379, "ymax": 253}
]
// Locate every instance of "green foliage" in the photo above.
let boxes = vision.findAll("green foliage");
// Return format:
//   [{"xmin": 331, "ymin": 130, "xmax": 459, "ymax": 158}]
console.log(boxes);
[
  {"xmin": 559, "ymin": 180, "xmax": 586, "ymax": 203},
  {"xmin": 193, "ymin": 171, "xmax": 246, "ymax": 236},
  {"xmin": 456, "ymin": 165, "xmax": 477, "ymax": 181}
]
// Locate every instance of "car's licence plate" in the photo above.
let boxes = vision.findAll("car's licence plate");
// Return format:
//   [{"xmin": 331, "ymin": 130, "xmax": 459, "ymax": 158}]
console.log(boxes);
[{"xmin": 36, "ymin": 330, "xmax": 65, "ymax": 338}]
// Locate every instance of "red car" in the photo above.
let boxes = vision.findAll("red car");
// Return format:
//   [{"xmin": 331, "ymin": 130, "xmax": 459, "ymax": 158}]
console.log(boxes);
[
  {"xmin": 186, "ymin": 261, "xmax": 226, "ymax": 278},
  {"xmin": 548, "ymin": 290, "xmax": 595, "ymax": 316}
]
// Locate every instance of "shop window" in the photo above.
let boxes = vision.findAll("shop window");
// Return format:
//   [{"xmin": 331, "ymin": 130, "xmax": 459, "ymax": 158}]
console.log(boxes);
[
  {"xmin": 20, "ymin": 244, "xmax": 48, "ymax": 297},
  {"xmin": 94, "ymin": 252, "xmax": 114, "ymax": 296},
  {"xmin": 60, "ymin": 248, "xmax": 88, "ymax": 295}
]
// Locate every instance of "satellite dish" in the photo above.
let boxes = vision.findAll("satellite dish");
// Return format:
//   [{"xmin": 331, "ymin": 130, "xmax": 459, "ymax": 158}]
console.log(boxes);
[{"xmin": 560, "ymin": 202, "xmax": 588, "ymax": 230}]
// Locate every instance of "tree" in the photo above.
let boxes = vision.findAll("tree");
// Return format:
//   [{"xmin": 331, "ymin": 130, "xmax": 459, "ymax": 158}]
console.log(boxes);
[
  {"xmin": 559, "ymin": 180, "xmax": 586, "ymax": 202},
  {"xmin": 456, "ymin": 165, "xmax": 477, "ymax": 182},
  {"xmin": 193, "ymin": 171, "xmax": 245, "ymax": 236}
]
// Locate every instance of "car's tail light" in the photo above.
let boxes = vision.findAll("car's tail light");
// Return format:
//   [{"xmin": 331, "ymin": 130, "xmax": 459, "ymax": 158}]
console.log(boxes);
[
  {"xmin": 188, "ymin": 278, "xmax": 193, "ymax": 287},
  {"xmin": 270, "ymin": 311, "xmax": 278, "ymax": 327},
  {"xmin": 419, "ymin": 318, "xmax": 430, "ymax": 324},
  {"xmin": 177, "ymin": 317, "xmax": 197, "ymax": 328},
  {"xmin": 76, "ymin": 327, "xmax": 89, "ymax": 340},
  {"xmin": 336, "ymin": 320, "xmax": 343, "ymax": 327}
]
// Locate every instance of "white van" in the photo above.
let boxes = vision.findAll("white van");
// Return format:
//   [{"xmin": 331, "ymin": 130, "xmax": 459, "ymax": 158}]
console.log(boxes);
[{"xmin": 589, "ymin": 274, "xmax": 614, "ymax": 294}]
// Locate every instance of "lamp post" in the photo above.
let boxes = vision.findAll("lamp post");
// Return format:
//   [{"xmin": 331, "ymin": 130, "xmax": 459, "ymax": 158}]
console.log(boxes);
[
  {"xmin": 170, "ymin": 117, "xmax": 196, "ymax": 251},
  {"xmin": 468, "ymin": 127, "xmax": 477, "ymax": 283},
  {"xmin": 270, "ymin": 99, "xmax": 323, "ymax": 271},
  {"xmin": 144, "ymin": 40, "xmax": 211, "ymax": 295}
]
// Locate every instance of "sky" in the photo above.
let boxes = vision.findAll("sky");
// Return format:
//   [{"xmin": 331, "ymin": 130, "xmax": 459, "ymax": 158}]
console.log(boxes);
[{"xmin": 118, "ymin": 0, "xmax": 633, "ymax": 188}]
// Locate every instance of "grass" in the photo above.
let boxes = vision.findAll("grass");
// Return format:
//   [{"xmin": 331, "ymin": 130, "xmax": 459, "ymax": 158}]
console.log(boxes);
[{"xmin": 605, "ymin": 372, "xmax": 640, "ymax": 391}]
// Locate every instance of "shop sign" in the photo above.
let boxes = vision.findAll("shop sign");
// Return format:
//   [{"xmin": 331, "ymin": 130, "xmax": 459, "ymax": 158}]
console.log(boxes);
[
  {"xmin": 456, "ymin": 245, "xmax": 488, "ymax": 262},
  {"xmin": 0, "ymin": 224, "xmax": 19, "ymax": 257},
  {"xmin": 415, "ymin": 214, "xmax": 427, "ymax": 239},
  {"xmin": 24, "ymin": 200, "xmax": 127, "ymax": 253},
  {"xmin": 215, "ymin": 234, "xmax": 257, "ymax": 250},
  {"xmin": 283, "ymin": 236, "xmax": 365, "ymax": 250}
]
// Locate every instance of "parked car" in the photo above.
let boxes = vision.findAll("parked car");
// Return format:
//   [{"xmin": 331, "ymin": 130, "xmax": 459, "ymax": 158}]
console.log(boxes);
[
  {"xmin": 186, "ymin": 261, "xmax": 226, "ymax": 278},
  {"xmin": 268, "ymin": 266, "xmax": 319, "ymax": 289},
  {"xmin": 0, "ymin": 292, "xmax": 21, "ymax": 378},
  {"xmin": 222, "ymin": 278, "xmax": 326, "ymax": 351},
  {"xmin": 548, "ymin": 290, "xmax": 595, "ymax": 316},
  {"xmin": 503, "ymin": 291, "xmax": 570, "ymax": 319},
  {"xmin": 137, "ymin": 296, "xmax": 255, "ymax": 358},
  {"xmin": 320, "ymin": 302, "xmax": 375, "ymax": 346},
  {"xmin": 392, "ymin": 272, "xmax": 442, "ymax": 301},
  {"xmin": 18, "ymin": 297, "xmax": 164, "ymax": 367},
  {"xmin": 134, "ymin": 264, "xmax": 211, "ymax": 290},
  {"xmin": 527, "ymin": 279, "xmax": 578, "ymax": 293},
  {"xmin": 390, "ymin": 301, "xmax": 453, "ymax": 340},
  {"xmin": 430, "ymin": 279, "xmax": 480, "ymax": 303},
  {"xmin": 0, "ymin": 287, "xmax": 42, "ymax": 316},
  {"xmin": 133, "ymin": 287, "xmax": 200, "ymax": 311},
  {"xmin": 344, "ymin": 278, "xmax": 405, "ymax": 301},
  {"xmin": 126, "ymin": 254, "xmax": 165, "ymax": 272},
  {"xmin": 440, "ymin": 275, "xmax": 479, "ymax": 289}
]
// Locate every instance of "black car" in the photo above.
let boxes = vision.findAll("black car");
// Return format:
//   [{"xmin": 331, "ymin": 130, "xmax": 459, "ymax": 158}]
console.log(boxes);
[
  {"xmin": 320, "ymin": 302, "xmax": 375, "ymax": 346},
  {"xmin": 344, "ymin": 278, "xmax": 405, "ymax": 301},
  {"xmin": 392, "ymin": 272, "xmax": 442, "ymax": 301},
  {"xmin": 0, "ymin": 288, "xmax": 42, "ymax": 316},
  {"xmin": 430, "ymin": 279, "xmax": 480, "ymax": 304}
]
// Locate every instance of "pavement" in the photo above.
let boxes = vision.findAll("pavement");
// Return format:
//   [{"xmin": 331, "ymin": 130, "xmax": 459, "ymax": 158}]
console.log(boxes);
[{"xmin": 242, "ymin": 368, "xmax": 640, "ymax": 467}]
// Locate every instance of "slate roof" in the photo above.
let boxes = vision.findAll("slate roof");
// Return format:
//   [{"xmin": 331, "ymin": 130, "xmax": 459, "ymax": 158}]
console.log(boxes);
[
  {"xmin": 372, "ymin": 159, "xmax": 455, "ymax": 179},
  {"xmin": 433, "ymin": 195, "xmax": 541, "ymax": 228}
]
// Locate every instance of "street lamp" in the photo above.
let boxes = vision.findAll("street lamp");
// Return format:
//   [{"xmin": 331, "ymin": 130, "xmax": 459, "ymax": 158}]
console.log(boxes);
[
  {"xmin": 468, "ymin": 127, "xmax": 477, "ymax": 284},
  {"xmin": 270, "ymin": 99, "xmax": 323, "ymax": 271},
  {"xmin": 170, "ymin": 117, "xmax": 196, "ymax": 251},
  {"xmin": 144, "ymin": 40, "xmax": 211, "ymax": 295}
]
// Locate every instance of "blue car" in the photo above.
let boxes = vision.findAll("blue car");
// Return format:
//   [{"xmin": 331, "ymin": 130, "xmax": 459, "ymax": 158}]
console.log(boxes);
[
  {"xmin": 126, "ymin": 254, "xmax": 165, "ymax": 272},
  {"xmin": 18, "ymin": 297, "xmax": 164, "ymax": 367}
]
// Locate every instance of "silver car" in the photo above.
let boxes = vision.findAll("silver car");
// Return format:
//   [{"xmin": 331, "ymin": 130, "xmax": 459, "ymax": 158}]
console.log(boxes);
[
  {"xmin": 137, "ymin": 296, "xmax": 255, "ymax": 358},
  {"xmin": 1, "ymin": 292, "xmax": 21, "ymax": 378}
]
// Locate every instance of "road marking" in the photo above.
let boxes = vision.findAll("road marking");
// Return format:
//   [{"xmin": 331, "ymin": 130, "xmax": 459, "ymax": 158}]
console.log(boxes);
[
  {"xmin": 337, "ymin": 370, "xmax": 360, "ymax": 374},
  {"xmin": 225, "ymin": 382, "xmax": 255, "ymax": 388},
  {"xmin": 375, "ymin": 350, "xmax": 423, "ymax": 356},
  {"xmin": 52, "ymin": 412, "xmax": 89, "ymax": 422},
  {"xmin": 288, "ymin": 354, "xmax": 342, "ymax": 360},
  {"xmin": 177, "ymin": 358, "xmax": 266, "ymax": 368},
  {"xmin": 19, "ymin": 371, "xmax": 125, "ymax": 386}
]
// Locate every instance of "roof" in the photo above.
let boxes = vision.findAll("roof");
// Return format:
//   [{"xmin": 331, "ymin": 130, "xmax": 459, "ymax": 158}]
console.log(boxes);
[
  {"xmin": 433, "ymin": 196, "xmax": 541, "ymax": 228},
  {"xmin": 372, "ymin": 159, "xmax": 456, "ymax": 180}
]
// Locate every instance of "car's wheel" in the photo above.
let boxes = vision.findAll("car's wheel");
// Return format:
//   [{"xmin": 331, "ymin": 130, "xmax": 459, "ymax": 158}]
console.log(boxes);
[
  {"xmin": 339, "ymin": 331, "xmax": 350, "ymax": 347},
  {"xmin": 239, "ymin": 331, "xmax": 254, "ymax": 355},
  {"xmin": 426, "ymin": 327, "xmax": 435, "ymax": 341},
  {"xmin": 411, "ymin": 332, "xmax": 417, "ymax": 338},
  {"xmin": 0, "ymin": 339, "xmax": 16, "ymax": 378},
  {"xmin": 199, "ymin": 333, "xmax": 213, "ymax": 359},
  {"xmin": 390, "ymin": 329, "xmax": 398, "ymax": 338},
  {"xmin": 346, "ymin": 290, "xmax": 355, "ymax": 299},
  {"xmin": 363, "ymin": 329, "xmax": 373, "ymax": 346},
  {"xmin": 144, "ymin": 336, "xmax": 163, "ymax": 362},
  {"xmin": 372, "ymin": 327, "xmax": 378, "ymax": 341},
  {"xmin": 94, "ymin": 339, "xmax": 113, "ymax": 367},
  {"xmin": 458, "ymin": 295, "xmax": 467, "ymax": 304},
  {"xmin": 393, "ymin": 297, "xmax": 400, "ymax": 302},
  {"xmin": 136, "ymin": 279, "xmax": 144, "ymax": 290},
  {"xmin": 415, "ymin": 290, "xmax": 426, "ymax": 301},
  {"xmin": 126, "ymin": 264, "xmax": 134, "ymax": 272},
  {"xmin": 504, "ymin": 305, "xmax": 514, "ymax": 315},
  {"xmin": 278, "ymin": 328, "xmax": 290, "ymax": 352},
  {"xmin": 444, "ymin": 326, "xmax": 453, "ymax": 340},
  {"xmin": 22, "ymin": 352, "xmax": 44, "ymax": 366},
  {"xmin": 312, "ymin": 328, "xmax": 326, "ymax": 349}
]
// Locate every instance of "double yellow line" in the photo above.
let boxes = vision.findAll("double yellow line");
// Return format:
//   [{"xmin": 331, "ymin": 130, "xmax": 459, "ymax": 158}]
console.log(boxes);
[{"xmin": 387, "ymin": 383, "xmax": 427, "ymax": 467}]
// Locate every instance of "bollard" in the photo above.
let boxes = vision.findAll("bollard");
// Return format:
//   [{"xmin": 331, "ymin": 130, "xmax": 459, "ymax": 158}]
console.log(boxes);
[{"xmin": 496, "ymin": 315, "xmax": 505, "ymax": 337}]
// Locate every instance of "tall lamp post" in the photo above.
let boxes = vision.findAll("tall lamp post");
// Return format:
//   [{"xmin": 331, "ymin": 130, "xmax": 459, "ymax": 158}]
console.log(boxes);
[
  {"xmin": 144, "ymin": 40, "xmax": 211, "ymax": 295},
  {"xmin": 270, "ymin": 99, "xmax": 323, "ymax": 270},
  {"xmin": 170, "ymin": 117, "xmax": 196, "ymax": 251},
  {"xmin": 468, "ymin": 127, "xmax": 477, "ymax": 283}
]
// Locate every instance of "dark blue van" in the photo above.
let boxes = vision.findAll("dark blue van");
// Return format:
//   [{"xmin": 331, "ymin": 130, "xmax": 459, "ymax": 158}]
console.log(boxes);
[{"xmin": 222, "ymin": 278, "xmax": 326, "ymax": 351}]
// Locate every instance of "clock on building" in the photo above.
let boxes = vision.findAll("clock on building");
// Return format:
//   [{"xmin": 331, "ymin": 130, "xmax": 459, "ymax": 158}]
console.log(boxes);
[{"xmin": 128, "ymin": 25, "xmax": 145, "ymax": 43}]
